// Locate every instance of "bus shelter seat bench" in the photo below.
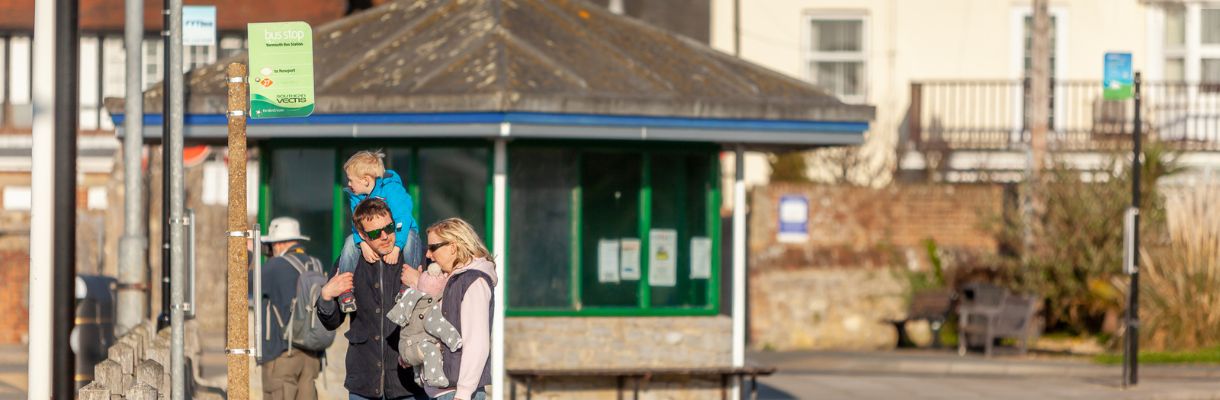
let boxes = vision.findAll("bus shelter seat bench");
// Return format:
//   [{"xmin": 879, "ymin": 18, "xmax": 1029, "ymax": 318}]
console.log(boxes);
[{"xmin": 506, "ymin": 365, "xmax": 777, "ymax": 400}]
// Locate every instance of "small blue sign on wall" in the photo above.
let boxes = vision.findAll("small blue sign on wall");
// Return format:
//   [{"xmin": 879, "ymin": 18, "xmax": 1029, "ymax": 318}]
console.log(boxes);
[
  {"xmin": 1104, "ymin": 52, "xmax": 1133, "ymax": 101},
  {"xmin": 777, "ymin": 195, "xmax": 809, "ymax": 243}
]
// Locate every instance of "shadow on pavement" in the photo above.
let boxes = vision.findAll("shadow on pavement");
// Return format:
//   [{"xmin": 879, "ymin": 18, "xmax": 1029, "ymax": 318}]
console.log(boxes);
[{"xmin": 749, "ymin": 382, "xmax": 799, "ymax": 400}]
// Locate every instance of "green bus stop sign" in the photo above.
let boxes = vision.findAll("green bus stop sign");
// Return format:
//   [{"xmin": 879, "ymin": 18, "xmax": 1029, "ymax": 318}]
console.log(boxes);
[{"xmin": 248, "ymin": 22, "xmax": 315, "ymax": 119}]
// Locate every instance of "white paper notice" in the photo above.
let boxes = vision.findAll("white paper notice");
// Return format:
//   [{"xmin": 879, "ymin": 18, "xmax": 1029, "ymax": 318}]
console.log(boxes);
[
  {"xmin": 649, "ymin": 229, "xmax": 678, "ymax": 287},
  {"xmin": 690, "ymin": 237, "xmax": 712, "ymax": 279},
  {"xmin": 620, "ymin": 238, "xmax": 641, "ymax": 280},
  {"xmin": 598, "ymin": 239, "xmax": 620, "ymax": 283}
]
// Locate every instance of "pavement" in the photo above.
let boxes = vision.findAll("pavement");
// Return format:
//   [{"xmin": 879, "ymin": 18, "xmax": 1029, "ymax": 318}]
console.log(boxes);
[
  {"xmin": 748, "ymin": 350, "xmax": 1220, "ymax": 399},
  {"xmin": 5, "ymin": 342, "xmax": 1220, "ymax": 399}
]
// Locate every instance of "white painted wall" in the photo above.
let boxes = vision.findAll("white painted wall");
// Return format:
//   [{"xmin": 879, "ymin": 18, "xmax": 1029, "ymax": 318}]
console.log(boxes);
[{"xmin": 711, "ymin": 0, "xmax": 1156, "ymax": 185}]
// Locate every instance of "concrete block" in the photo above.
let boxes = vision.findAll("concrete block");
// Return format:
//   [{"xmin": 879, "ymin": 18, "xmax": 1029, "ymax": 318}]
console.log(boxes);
[
  {"xmin": 76, "ymin": 381, "xmax": 110, "ymax": 400},
  {"xmin": 94, "ymin": 359, "xmax": 131, "ymax": 395},
  {"xmin": 135, "ymin": 359, "xmax": 163, "ymax": 389},
  {"xmin": 125, "ymin": 383, "xmax": 158, "ymax": 400},
  {"xmin": 108, "ymin": 342, "xmax": 136, "ymax": 375}
]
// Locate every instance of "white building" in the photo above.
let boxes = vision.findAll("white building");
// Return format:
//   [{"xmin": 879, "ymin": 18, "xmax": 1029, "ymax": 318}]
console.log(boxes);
[{"xmin": 709, "ymin": 0, "xmax": 1220, "ymax": 183}]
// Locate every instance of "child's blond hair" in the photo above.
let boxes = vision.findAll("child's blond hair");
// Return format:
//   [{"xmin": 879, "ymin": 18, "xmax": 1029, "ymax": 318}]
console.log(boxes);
[{"xmin": 343, "ymin": 150, "xmax": 387, "ymax": 180}]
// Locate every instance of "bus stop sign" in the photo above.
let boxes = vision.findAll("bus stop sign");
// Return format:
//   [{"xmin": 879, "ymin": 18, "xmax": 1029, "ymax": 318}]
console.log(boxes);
[
  {"xmin": 248, "ymin": 22, "xmax": 315, "ymax": 119},
  {"xmin": 1104, "ymin": 52, "xmax": 1133, "ymax": 101}
]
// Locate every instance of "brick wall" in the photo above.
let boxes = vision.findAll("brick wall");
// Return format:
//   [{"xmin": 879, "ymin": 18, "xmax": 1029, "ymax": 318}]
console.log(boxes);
[
  {"xmin": 750, "ymin": 183, "xmax": 1004, "ymax": 270},
  {"xmin": 0, "ymin": 237, "xmax": 29, "ymax": 344},
  {"xmin": 746, "ymin": 183, "xmax": 1004, "ymax": 350}
]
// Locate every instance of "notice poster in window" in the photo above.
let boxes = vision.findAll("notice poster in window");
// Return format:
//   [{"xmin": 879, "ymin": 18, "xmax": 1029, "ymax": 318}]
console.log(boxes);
[
  {"xmin": 620, "ymin": 238, "xmax": 641, "ymax": 280},
  {"xmin": 690, "ymin": 237, "xmax": 712, "ymax": 279},
  {"xmin": 649, "ymin": 229, "xmax": 678, "ymax": 287},
  {"xmin": 598, "ymin": 239, "xmax": 620, "ymax": 283}
]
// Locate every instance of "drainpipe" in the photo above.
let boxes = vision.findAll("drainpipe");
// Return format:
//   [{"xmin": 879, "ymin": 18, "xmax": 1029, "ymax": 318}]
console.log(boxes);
[
  {"xmin": 117, "ymin": 0, "xmax": 148, "ymax": 337},
  {"xmin": 28, "ymin": 0, "xmax": 59, "ymax": 396}
]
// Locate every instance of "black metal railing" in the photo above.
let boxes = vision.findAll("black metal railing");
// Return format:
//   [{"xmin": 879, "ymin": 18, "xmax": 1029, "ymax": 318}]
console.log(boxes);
[{"xmin": 908, "ymin": 80, "xmax": 1220, "ymax": 151}]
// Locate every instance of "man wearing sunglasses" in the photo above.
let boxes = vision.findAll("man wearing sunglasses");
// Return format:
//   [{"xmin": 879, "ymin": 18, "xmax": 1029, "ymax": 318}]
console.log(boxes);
[{"xmin": 317, "ymin": 197, "xmax": 428, "ymax": 400}]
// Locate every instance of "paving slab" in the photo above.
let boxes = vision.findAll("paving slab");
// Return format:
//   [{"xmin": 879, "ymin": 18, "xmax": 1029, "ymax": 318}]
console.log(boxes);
[{"xmin": 748, "ymin": 350, "xmax": 1220, "ymax": 400}]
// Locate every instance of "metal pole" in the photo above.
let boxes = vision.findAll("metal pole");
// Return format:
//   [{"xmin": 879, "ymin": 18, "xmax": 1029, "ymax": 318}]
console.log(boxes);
[
  {"xmin": 254, "ymin": 225, "xmax": 263, "ymax": 360},
  {"xmin": 53, "ymin": 0, "xmax": 79, "ymax": 395},
  {"xmin": 28, "ymin": 0, "xmax": 57, "ymax": 397},
  {"xmin": 167, "ymin": 0, "xmax": 185, "ymax": 396},
  {"xmin": 491, "ymin": 137, "xmax": 508, "ymax": 400},
  {"xmin": 157, "ymin": 0, "xmax": 172, "ymax": 332},
  {"xmin": 224, "ymin": 62, "xmax": 251, "ymax": 400},
  {"xmin": 1125, "ymin": 71, "xmax": 1143, "ymax": 387},
  {"xmin": 118, "ymin": 0, "xmax": 148, "ymax": 337},
  {"xmin": 730, "ymin": 145, "xmax": 747, "ymax": 400}
]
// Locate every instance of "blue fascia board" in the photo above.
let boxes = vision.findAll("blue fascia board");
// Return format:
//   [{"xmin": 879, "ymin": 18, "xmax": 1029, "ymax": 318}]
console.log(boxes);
[{"xmin": 111, "ymin": 111, "xmax": 869, "ymax": 133}]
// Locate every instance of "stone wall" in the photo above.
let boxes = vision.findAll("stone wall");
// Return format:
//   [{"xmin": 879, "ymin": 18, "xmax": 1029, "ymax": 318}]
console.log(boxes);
[
  {"xmin": 504, "ymin": 317, "xmax": 730, "ymax": 399},
  {"xmin": 746, "ymin": 183, "xmax": 1004, "ymax": 350},
  {"xmin": 506, "ymin": 317, "xmax": 731, "ymax": 369},
  {"xmin": 750, "ymin": 267, "xmax": 907, "ymax": 350}
]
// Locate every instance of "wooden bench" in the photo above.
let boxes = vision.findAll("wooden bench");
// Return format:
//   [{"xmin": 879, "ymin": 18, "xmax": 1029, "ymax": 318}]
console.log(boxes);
[
  {"xmin": 507, "ymin": 366, "xmax": 777, "ymax": 400},
  {"xmin": 957, "ymin": 283, "xmax": 1041, "ymax": 357},
  {"xmin": 886, "ymin": 290, "xmax": 954, "ymax": 348}
]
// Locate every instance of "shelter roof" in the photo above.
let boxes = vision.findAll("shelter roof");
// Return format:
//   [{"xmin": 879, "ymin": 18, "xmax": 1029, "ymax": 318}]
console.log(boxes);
[{"xmin": 110, "ymin": 0, "xmax": 872, "ymax": 123}]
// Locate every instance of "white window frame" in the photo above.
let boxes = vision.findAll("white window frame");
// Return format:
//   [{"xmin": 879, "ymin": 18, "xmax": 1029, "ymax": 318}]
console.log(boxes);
[
  {"xmin": 1151, "ymin": 2, "xmax": 1220, "ymax": 84},
  {"xmin": 801, "ymin": 11, "xmax": 869, "ymax": 104}
]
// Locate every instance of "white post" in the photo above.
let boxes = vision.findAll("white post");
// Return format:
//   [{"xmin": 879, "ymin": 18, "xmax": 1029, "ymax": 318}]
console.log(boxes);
[
  {"xmin": 491, "ymin": 134, "xmax": 508, "ymax": 400},
  {"xmin": 731, "ymin": 145, "xmax": 747, "ymax": 400},
  {"xmin": 28, "ymin": 0, "xmax": 57, "ymax": 397},
  {"xmin": 117, "ymin": 0, "xmax": 147, "ymax": 337}
]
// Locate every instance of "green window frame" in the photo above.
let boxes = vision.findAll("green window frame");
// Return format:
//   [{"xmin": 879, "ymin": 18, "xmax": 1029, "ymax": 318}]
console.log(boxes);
[{"xmin": 505, "ymin": 141, "xmax": 722, "ymax": 317}]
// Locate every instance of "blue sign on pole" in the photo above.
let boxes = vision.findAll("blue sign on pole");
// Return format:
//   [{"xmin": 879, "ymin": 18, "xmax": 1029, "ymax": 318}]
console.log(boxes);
[
  {"xmin": 1104, "ymin": 52, "xmax": 1133, "ymax": 101},
  {"xmin": 777, "ymin": 195, "xmax": 809, "ymax": 243},
  {"xmin": 183, "ymin": 6, "xmax": 217, "ymax": 47}
]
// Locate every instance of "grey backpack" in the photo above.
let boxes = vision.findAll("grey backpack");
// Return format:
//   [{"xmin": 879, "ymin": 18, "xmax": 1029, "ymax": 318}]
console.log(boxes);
[{"xmin": 281, "ymin": 254, "xmax": 337, "ymax": 352}]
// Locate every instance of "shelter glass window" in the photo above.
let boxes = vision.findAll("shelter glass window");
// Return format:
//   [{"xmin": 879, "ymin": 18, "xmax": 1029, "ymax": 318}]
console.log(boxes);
[
  {"xmin": 579, "ymin": 151, "xmax": 643, "ymax": 308},
  {"xmin": 267, "ymin": 147, "xmax": 336, "ymax": 266},
  {"xmin": 417, "ymin": 146, "xmax": 489, "ymax": 234},
  {"xmin": 507, "ymin": 147, "xmax": 576, "ymax": 309},
  {"xmin": 648, "ymin": 154, "xmax": 713, "ymax": 308}
]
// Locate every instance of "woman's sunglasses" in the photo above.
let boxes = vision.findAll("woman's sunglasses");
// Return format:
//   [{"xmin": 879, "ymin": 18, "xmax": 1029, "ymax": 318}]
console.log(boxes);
[
  {"xmin": 363, "ymin": 221, "xmax": 396, "ymax": 240},
  {"xmin": 427, "ymin": 241, "xmax": 450, "ymax": 252}
]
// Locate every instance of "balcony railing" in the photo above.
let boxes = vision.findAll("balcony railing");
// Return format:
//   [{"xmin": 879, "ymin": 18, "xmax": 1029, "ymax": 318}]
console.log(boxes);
[{"xmin": 908, "ymin": 80, "xmax": 1220, "ymax": 152}]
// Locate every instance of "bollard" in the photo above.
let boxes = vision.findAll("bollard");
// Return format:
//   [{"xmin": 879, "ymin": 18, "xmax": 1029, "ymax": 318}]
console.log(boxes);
[
  {"xmin": 76, "ymin": 381, "xmax": 109, "ymax": 400},
  {"xmin": 123, "ymin": 331, "xmax": 145, "ymax": 361},
  {"xmin": 135, "ymin": 359, "xmax": 163, "ymax": 389},
  {"xmin": 125, "ymin": 382, "xmax": 159, "ymax": 400},
  {"xmin": 108, "ymin": 342, "xmax": 136, "ymax": 375},
  {"xmin": 94, "ymin": 359, "xmax": 132, "ymax": 395},
  {"xmin": 148, "ymin": 341, "xmax": 169, "ymax": 368}
]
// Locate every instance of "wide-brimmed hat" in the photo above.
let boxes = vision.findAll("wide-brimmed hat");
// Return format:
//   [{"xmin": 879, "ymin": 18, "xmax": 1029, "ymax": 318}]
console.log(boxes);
[{"xmin": 261, "ymin": 217, "xmax": 310, "ymax": 243}]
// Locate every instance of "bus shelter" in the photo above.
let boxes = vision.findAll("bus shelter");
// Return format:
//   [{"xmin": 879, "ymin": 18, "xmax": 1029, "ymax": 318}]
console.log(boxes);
[{"xmin": 109, "ymin": 0, "xmax": 874, "ymax": 397}]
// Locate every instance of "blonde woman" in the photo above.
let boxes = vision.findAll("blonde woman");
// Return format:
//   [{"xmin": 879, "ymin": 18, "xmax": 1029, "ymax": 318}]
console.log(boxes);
[{"xmin": 420, "ymin": 218, "xmax": 496, "ymax": 400}]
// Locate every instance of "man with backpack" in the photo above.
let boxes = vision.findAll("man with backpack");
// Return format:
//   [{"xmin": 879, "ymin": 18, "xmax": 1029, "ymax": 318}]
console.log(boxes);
[{"xmin": 253, "ymin": 217, "xmax": 335, "ymax": 400}]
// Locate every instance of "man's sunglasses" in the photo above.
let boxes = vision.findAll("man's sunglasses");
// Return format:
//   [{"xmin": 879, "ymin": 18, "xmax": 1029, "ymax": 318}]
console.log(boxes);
[
  {"xmin": 363, "ymin": 221, "xmax": 396, "ymax": 240},
  {"xmin": 427, "ymin": 241, "xmax": 450, "ymax": 252}
]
